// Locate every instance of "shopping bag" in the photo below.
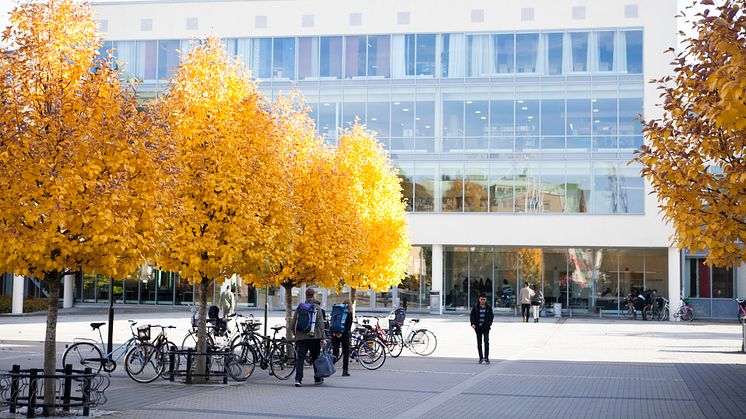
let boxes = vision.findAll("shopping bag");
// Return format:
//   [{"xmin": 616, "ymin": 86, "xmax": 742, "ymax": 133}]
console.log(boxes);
[{"xmin": 314, "ymin": 348, "xmax": 337, "ymax": 378}]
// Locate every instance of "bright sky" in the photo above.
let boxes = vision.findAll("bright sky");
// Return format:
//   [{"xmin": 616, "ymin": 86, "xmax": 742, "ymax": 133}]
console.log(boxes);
[{"xmin": 0, "ymin": 1, "xmax": 709, "ymax": 51}]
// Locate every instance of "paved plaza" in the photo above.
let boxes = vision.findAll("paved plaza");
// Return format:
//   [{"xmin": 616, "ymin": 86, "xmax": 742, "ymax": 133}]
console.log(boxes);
[{"xmin": 1, "ymin": 307, "xmax": 745, "ymax": 418}]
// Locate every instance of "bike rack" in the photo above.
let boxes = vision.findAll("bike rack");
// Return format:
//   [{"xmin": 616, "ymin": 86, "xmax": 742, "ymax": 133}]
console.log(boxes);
[
  {"xmin": 163, "ymin": 349, "xmax": 232, "ymax": 384},
  {"xmin": 0, "ymin": 364, "xmax": 109, "ymax": 418}
]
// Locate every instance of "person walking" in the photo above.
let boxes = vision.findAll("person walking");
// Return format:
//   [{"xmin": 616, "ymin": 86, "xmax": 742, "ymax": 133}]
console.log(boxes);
[
  {"xmin": 331, "ymin": 299, "xmax": 353, "ymax": 376},
  {"xmin": 519, "ymin": 282, "xmax": 534, "ymax": 323},
  {"xmin": 291, "ymin": 288, "xmax": 325, "ymax": 387},
  {"xmin": 531, "ymin": 285, "xmax": 543, "ymax": 323},
  {"xmin": 470, "ymin": 294, "xmax": 494, "ymax": 364}
]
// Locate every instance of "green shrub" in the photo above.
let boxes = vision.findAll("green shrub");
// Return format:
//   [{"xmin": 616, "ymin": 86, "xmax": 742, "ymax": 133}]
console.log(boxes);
[{"xmin": 0, "ymin": 296, "xmax": 49, "ymax": 313}]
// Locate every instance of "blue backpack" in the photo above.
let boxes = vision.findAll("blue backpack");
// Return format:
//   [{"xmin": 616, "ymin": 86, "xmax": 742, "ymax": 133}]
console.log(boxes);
[
  {"xmin": 330, "ymin": 304, "xmax": 349, "ymax": 334},
  {"xmin": 295, "ymin": 303, "xmax": 316, "ymax": 334}
]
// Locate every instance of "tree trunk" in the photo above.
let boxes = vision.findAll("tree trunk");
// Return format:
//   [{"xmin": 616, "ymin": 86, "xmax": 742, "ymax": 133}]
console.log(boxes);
[
  {"xmin": 43, "ymin": 271, "xmax": 60, "ymax": 416},
  {"xmin": 350, "ymin": 287, "xmax": 357, "ymax": 319},
  {"xmin": 194, "ymin": 280, "xmax": 209, "ymax": 384},
  {"xmin": 283, "ymin": 283, "xmax": 293, "ymax": 340}
]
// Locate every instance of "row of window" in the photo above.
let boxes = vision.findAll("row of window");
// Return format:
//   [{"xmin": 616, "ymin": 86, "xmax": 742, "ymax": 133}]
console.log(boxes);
[
  {"xmin": 396, "ymin": 160, "xmax": 643, "ymax": 214},
  {"xmin": 103, "ymin": 29, "xmax": 642, "ymax": 82}
]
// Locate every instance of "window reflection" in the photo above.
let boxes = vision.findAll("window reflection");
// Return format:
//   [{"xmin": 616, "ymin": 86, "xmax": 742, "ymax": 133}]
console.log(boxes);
[
  {"xmin": 570, "ymin": 32, "xmax": 589, "ymax": 72},
  {"xmin": 464, "ymin": 163, "xmax": 488, "ymax": 212},
  {"xmin": 272, "ymin": 37, "xmax": 295, "ymax": 79},
  {"xmin": 413, "ymin": 162, "xmax": 436, "ymax": 211},
  {"xmin": 516, "ymin": 33, "xmax": 539, "ymax": 73},
  {"xmin": 345, "ymin": 35, "xmax": 366, "ymax": 78},
  {"xmin": 596, "ymin": 31, "xmax": 615, "ymax": 71},
  {"xmin": 489, "ymin": 162, "xmax": 514, "ymax": 212},
  {"xmin": 367, "ymin": 35, "xmax": 390, "ymax": 78},
  {"xmin": 545, "ymin": 33, "xmax": 563, "ymax": 75},
  {"xmin": 320, "ymin": 36, "xmax": 343, "ymax": 78},
  {"xmin": 441, "ymin": 163, "xmax": 464, "ymax": 212},
  {"xmin": 624, "ymin": 31, "xmax": 643, "ymax": 74},
  {"xmin": 493, "ymin": 34, "xmax": 514, "ymax": 73},
  {"xmin": 298, "ymin": 37, "xmax": 319, "ymax": 80}
]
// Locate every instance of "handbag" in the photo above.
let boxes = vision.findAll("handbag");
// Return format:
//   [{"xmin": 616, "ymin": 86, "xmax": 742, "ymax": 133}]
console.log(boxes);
[{"xmin": 313, "ymin": 347, "xmax": 337, "ymax": 378}]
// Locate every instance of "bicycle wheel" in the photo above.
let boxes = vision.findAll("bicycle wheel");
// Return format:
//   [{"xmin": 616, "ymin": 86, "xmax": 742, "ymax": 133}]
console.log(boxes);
[
  {"xmin": 659, "ymin": 307, "xmax": 669, "ymax": 321},
  {"xmin": 181, "ymin": 330, "xmax": 214, "ymax": 351},
  {"xmin": 643, "ymin": 307, "xmax": 654, "ymax": 321},
  {"xmin": 410, "ymin": 330, "xmax": 437, "ymax": 356},
  {"xmin": 385, "ymin": 333, "xmax": 403, "ymax": 358},
  {"xmin": 63, "ymin": 342, "xmax": 104, "ymax": 374},
  {"xmin": 227, "ymin": 342, "xmax": 256, "ymax": 381},
  {"xmin": 125, "ymin": 343, "xmax": 164, "ymax": 383},
  {"xmin": 269, "ymin": 341, "xmax": 296, "ymax": 380},
  {"xmin": 356, "ymin": 338, "xmax": 386, "ymax": 370},
  {"xmin": 681, "ymin": 307, "xmax": 694, "ymax": 322},
  {"xmin": 159, "ymin": 340, "xmax": 180, "ymax": 378},
  {"xmin": 622, "ymin": 306, "xmax": 635, "ymax": 320}
]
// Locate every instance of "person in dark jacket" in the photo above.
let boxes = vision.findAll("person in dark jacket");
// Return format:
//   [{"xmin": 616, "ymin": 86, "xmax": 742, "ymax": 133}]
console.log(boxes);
[
  {"xmin": 331, "ymin": 299, "xmax": 353, "ymax": 376},
  {"xmin": 470, "ymin": 293, "xmax": 494, "ymax": 364},
  {"xmin": 290, "ymin": 288, "xmax": 325, "ymax": 387}
]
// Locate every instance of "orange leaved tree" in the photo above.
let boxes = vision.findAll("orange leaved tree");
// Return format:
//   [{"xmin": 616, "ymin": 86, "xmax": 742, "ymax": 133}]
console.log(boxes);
[
  {"xmin": 154, "ymin": 37, "xmax": 292, "ymax": 377},
  {"xmin": 0, "ymin": 0, "xmax": 167, "ymax": 411},
  {"xmin": 334, "ymin": 124, "xmax": 411, "ymax": 315},
  {"xmin": 635, "ymin": 0, "xmax": 746, "ymax": 267}
]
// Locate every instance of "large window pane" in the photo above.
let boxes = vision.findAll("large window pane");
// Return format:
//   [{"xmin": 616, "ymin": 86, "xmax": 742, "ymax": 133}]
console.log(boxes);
[
  {"xmin": 596, "ymin": 31, "xmax": 615, "ymax": 72},
  {"xmin": 516, "ymin": 33, "xmax": 539, "ymax": 73},
  {"xmin": 441, "ymin": 162, "xmax": 463, "ymax": 212},
  {"xmin": 541, "ymin": 99, "xmax": 565, "ymax": 136},
  {"xmin": 543, "ymin": 250, "xmax": 568, "ymax": 308},
  {"xmin": 592, "ymin": 98, "xmax": 617, "ymax": 135},
  {"xmin": 367, "ymin": 102, "xmax": 390, "ymax": 138},
  {"xmin": 490, "ymin": 100, "xmax": 514, "ymax": 136},
  {"xmin": 142, "ymin": 40, "xmax": 157, "ymax": 80},
  {"xmin": 342, "ymin": 101, "xmax": 365, "ymax": 130},
  {"xmin": 617, "ymin": 162, "xmax": 644, "ymax": 214},
  {"xmin": 619, "ymin": 250, "xmax": 645, "ymax": 302},
  {"xmin": 515, "ymin": 162, "xmax": 540, "ymax": 212},
  {"xmin": 444, "ymin": 247, "xmax": 469, "ymax": 310},
  {"xmin": 416, "ymin": 34, "xmax": 436, "ymax": 76},
  {"xmin": 619, "ymin": 98, "xmax": 643, "ymax": 135},
  {"xmin": 566, "ymin": 162, "xmax": 591, "ymax": 213},
  {"xmin": 570, "ymin": 32, "xmax": 589, "ymax": 72},
  {"xmin": 367, "ymin": 35, "xmax": 390, "ymax": 78},
  {"xmin": 398, "ymin": 246, "xmax": 432, "ymax": 310},
  {"xmin": 540, "ymin": 162, "xmax": 565, "ymax": 213},
  {"xmin": 624, "ymin": 30, "xmax": 643, "ymax": 74},
  {"xmin": 345, "ymin": 35, "xmax": 366, "ymax": 78},
  {"xmin": 490, "ymin": 162, "xmax": 514, "ymax": 212},
  {"xmin": 442, "ymin": 100, "xmax": 464, "ymax": 138},
  {"xmin": 467, "ymin": 34, "xmax": 493, "ymax": 77},
  {"xmin": 318, "ymin": 100, "xmax": 339, "ymax": 140},
  {"xmin": 493, "ymin": 34, "xmax": 514, "ymax": 73},
  {"xmin": 592, "ymin": 162, "xmax": 616, "ymax": 214},
  {"xmin": 712, "ymin": 267, "xmax": 734, "ymax": 298},
  {"xmin": 470, "ymin": 249, "xmax": 494, "ymax": 306},
  {"xmin": 396, "ymin": 162, "xmax": 414, "ymax": 211},
  {"xmin": 415, "ymin": 101, "xmax": 435, "ymax": 137},
  {"xmin": 441, "ymin": 33, "xmax": 465, "ymax": 77},
  {"xmin": 272, "ymin": 37, "xmax": 295, "ymax": 79},
  {"xmin": 298, "ymin": 37, "xmax": 319, "ymax": 80},
  {"xmin": 567, "ymin": 99, "xmax": 591, "ymax": 136},
  {"xmin": 515, "ymin": 99, "xmax": 539, "ymax": 135},
  {"xmin": 414, "ymin": 162, "xmax": 436, "ymax": 211},
  {"xmin": 157, "ymin": 40, "xmax": 179, "ymax": 80},
  {"xmin": 464, "ymin": 163, "xmax": 488, "ymax": 212},
  {"xmin": 320, "ymin": 36, "xmax": 343, "ymax": 78},
  {"xmin": 465, "ymin": 100, "xmax": 489, "ymax": 137},
  {"xmin": 251, "ymin": 38, "xmax": 272, "ymax": 79},
  {"xmin": 391, "ymin": 101, "xmax": 414, "ymax": 137},
  {"xmin": 595, "ymin": 249, "xmax": 620, "ymax": 312},
  {"xmin": 644, "ymin": 250, "xmax": 668, "ymax": 298},
  {"xmin": 545, "ymin": 33, "xmax": 563, "ymax": 75}
]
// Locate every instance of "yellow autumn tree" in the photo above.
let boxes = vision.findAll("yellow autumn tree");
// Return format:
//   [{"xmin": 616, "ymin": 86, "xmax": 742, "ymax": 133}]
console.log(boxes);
[
  {"xmin": 0, "ymin": 0, "xmax": 167, "ymax": 411},
  {"xmin": 335, "ymin": 124, "xmax": 411, "ymax": 315},
  {"xmin": 241, "ymin": 96, "xmax": 362, "ymax": 334},
  {"xmin": 154, "ymin": 37, "xmax": 292, "ymax": 373},
  {"xmin": 636, "ymin": 0, "xmax": 746, "ymax": 267}
]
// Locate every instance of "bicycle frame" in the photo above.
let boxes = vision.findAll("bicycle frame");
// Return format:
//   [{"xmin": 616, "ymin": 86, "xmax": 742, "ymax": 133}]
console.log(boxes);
[{"xmin": 74, "ymin": 323, "xmax": 140, "ymax": 364}]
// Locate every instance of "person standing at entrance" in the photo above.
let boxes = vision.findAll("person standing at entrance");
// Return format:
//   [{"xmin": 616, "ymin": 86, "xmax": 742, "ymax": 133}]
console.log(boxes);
[
  {"xmin": 470, "ymin": 294, "xmax": 494, "ymax": 364},
  {"xmin": 531, "ymin": 284, "xmax": 543, "ymax": 323},
  {"xmin": 520, "ymin": 282, "xmax": 534, "ymax": 323}
]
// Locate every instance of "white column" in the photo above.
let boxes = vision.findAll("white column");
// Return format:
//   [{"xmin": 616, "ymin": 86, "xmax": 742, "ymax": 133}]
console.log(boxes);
[
  {"xmin": 431, "ymin": 244, "xmax": 443, "ymax": 314},
  {"xmin": 12, "ymin": 275, "xmax": 24, "ymax": 315},
  {"xmin": 63, "ymin": 274, "xmax": 74, "ymax": 309},
  {"xmin": 667, "ymin": 246, "xmax": 681, "ymax": 322}
]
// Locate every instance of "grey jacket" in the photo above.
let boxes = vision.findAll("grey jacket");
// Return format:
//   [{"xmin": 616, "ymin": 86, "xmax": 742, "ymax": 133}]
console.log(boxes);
[{"xmin": 290, "ymin": 299, "xmax": 325, "ymax": 341}]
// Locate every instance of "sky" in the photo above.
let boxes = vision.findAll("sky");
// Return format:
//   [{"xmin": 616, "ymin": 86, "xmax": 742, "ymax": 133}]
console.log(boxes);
[{"xmin": 0, "ymin": 0, "xmax": 710, "ymax": 51}]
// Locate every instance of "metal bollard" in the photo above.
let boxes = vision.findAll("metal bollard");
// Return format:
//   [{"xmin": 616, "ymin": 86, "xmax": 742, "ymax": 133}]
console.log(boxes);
[
  {"xmin": 82, "ymin": 367, "xmax": 91, "ymax": 417},
  {"xmin": 742, "ymin": 322, "xmax": 745, "ymax": 353},
  {"xmin": 169, "ymin": 352, "xmax": 176, "ymax": 382},
  {"xmin": 185, "ymin": 349, "xmax": 193, "ymax": 385},
  {"xmin": 62, "ymin": 364, "xmax": 73, "ymax": 412},
  {"xmin": 9, "ymin": 365, "xmax": 20, "ymax": 414},
  {"xmin": 27, "ymin": 369, "xmax": 37, "ymax": 418}
]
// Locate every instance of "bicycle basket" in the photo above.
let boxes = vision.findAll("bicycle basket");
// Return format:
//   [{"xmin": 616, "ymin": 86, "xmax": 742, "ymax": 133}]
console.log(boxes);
[
  {"xmin": 137, "ymin": 325, "xmax": 151, "ymax": 342},
  {"xmin": 683, "ymin": 297, "xmax": 691, "ymax": 306},
  {"xmin": 241, "ymin": 320, "xmax": 261, "ymax": 334},
  {"xmin": 388, "ymin": 320, "xmax": 402, "ymax": 333}
]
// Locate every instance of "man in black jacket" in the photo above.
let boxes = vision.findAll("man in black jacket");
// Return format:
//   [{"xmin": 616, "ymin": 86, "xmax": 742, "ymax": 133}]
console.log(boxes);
[{"xmin": 470, "ymin": 293, "xmax": 494, "ymax": 364}]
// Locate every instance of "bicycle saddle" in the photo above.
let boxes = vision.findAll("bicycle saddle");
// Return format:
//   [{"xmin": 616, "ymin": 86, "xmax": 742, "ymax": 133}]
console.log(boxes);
[
  {"xmin": 90, "ymin": 322, "xmax": 105, "ymax": 330},
  {"xmin": 271, "ymin": 325, "xmax": 285, "ymax": 332},
  {"xmin": 411, "ymin": 319, "xmax": 420, "ymax": 323}
]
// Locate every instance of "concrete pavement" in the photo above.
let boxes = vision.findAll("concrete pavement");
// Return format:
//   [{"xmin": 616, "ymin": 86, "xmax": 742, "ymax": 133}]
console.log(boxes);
[{"xmin": 1, "ymin": 308, "xmax": 745, "ymax": 418}]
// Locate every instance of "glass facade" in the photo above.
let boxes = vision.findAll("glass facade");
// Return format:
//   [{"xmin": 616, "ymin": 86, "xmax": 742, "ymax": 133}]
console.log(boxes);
[
  {"xmin": 683, "ymin": 252, "xmax": 737, "ymax": 319},
  {"xmin": 444, "ymin": 246, "xmax": 669, "ymax": 315}
]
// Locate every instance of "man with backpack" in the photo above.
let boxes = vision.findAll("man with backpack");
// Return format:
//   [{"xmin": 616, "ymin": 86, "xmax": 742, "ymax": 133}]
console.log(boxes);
[
  {"xmin": 291, "ymin": 288, "xmax": 326, "ymax": 387},
  {"xmin": 330, "ymin": 299, "xmax": 353, "ymax": 376}
]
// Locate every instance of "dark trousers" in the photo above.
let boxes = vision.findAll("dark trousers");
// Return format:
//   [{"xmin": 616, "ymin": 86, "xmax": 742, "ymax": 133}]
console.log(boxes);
[
  {"xmin": 475, "ymin": 327, "xmax": 489, "ymax": 360},
  {"xmin": 521, "ymin": 304, "xmax": 531, "ymax": 322},
  {"xmin": 331, "ymin": 333, "xmax": 350, "ymax": 371},
  {"xmin": 294, "ymin": 339, "xmax": 321, "ymax": 383}
]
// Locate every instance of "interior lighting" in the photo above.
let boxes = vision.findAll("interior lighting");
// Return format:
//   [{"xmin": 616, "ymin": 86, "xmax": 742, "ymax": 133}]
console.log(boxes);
[
  {"xmin": 394, "ymin": 102, "xmax": 400, "ymax": 105},
  {"xmin": 475, "ymin": 110, "xmax": 482, "ymax": 114},
  {"xmin": 323, "ymin": 103, "xmax": 330, "ymax": 106},
  {"xmin": 403, "ymin": 108, "xmax": 409, "ymax": 112},
  {"xmin": 521, "ymin": 106, "xmax": 528, "ymax": 110},
  {"xmin": 480, "ymin": 116, "xmax": 487, "ymax": 120},
  {"xmin": 517, "ymin": 100, "xmax": 524, "ymax": 104},
  {"xmin": 425, "ymin": 125, "xmax": 431, "ymax": 128},
  {"xmin": 466, "ymin": 101, "xmax": 473, "ymax": 104},
  {"xmin": 370, "ymin": 117, "xmax": 378, "ymax": 121}
]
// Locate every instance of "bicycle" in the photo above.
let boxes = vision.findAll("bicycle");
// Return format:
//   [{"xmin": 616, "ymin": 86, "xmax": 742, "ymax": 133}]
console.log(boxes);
[
  {"xmin": 360, "ymin": 315, "xmax": 404, "ymax": 358},
  {"xmin": 672, "ymin": 297, "xmax": 694, "ymax": 322},
  {"xmin": 147, "ymin": 324, "xmax": 180, "ymax": 377},
  {"xmin": 736, "ymin": 299, "xmax": 746, "ymax": 324},
  {"xmin": 324, "ymin": 323, "xmax": 386, "ymax": 370},
  {"xmin": 62, "ymin": 320, "xmax": 164, "ymax": 383},
  {"xmin": 643, "ymin": 297, "xmax": 668, "ymax": 321},
  {"xmin": 387, "ymin": 319, "xmax": 437, "ymax": 356},
  {"xmin": 232, "ymin": 323, "xmax": 296, "ymax": 380}
]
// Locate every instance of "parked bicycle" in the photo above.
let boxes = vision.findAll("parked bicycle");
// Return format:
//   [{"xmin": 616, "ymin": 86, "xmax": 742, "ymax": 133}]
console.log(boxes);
[
  {"xmin": 387, "ymin": 318, "xmax": 437, "ymax": 356},
  {"xmin": 325, "ymin": 321, "xmax": 386, "ymax": 370},
  {"xmin": 672, "ymin": 297, "xmax": 694, "ymax": 322},
  {"xmin": 736, "ymin": 298, "xmax": 746, "ymax": 324},
  {"xmin": 231, "ymin": 322, "xmax": 296, "ymax": 380},
  {"xmin": 63, "ymin": 320, "xmax": 164, "ymax": 383}
]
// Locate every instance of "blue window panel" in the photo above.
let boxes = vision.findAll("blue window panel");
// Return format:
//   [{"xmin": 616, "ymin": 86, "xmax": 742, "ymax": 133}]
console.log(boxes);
[
  {"xmin": 416, "ymin": 34, "xmax": 436, "ymax": 76},
  {"xmin": 342, "ymin": 102, "xmax": 365, "ymax": 129},
  {"xmin": 367, "ymin": 35, "xmax": 390, "ymax": 78},
  {"xmin": 567, "ymin": 137, "xmax": 591, "ymax": 153},
  {"xmin": 567, "ymin": 99, "xmax": 592, "ymax": 136},
  {"xmin": 415, "ymin": 137, "xmax": 435, "ymax": 153},
  {"xmin": 625, "ymin": 30, "xmax": 643, "ymax": 74},
  {"xmin": 320, "ymin": 36, "xmax": 343, "ymax": 79},
  {"xmin": 442, "ymin": 101, "xmax": 464, "ymax": 138},
  {"xmin": 489, "ymin": 100, "xmax": 514, "ymax": 136},
  {"xmin": 465, "ymin": 100, "xmax": 489, "ymax": 137},
  {"xmin": 545, "ymin": 33, "xmax": 563, "ymax": 75},
  {"xmin": 619, "ymin": 136, "xmax": 643, "ymax": 152},
  {"xmin": 592, "ymin": 99, "xmax": 617, "ymax": 136},
  {"xmin": 141, "ymin": 40, "xmax": 157, "ymax": 80},
  {"xmin": 516, "ymin": 34, "xmax": 539, "ymax": 73},
  {"xmin": 441, "ymin": 33, "xmax": 465, "ymax": 78},
  {"xmin": 596, "ymin": 31, "xmax": 615, "ymax": 72},
  {"xmin": 298, "ymin": 37, "xmax": 318, "ymax": 80},
  {"xmin": 493, "ymin": 34, "xmax": 514, "ymax": 73},
  {"xmin": 157, "ymin": 40, "xmax": 180, "ymax": 80},
  {"xmin": 415, "ymin": 101, "xmax": 435, "ymax": 137},
  {"xmin": 467, "ymin": 34, "xmax": 492, "ymax": 77},
  {"xmin": 618, "ymin": 163, "xmax": 645, "ymax": 214},
  {"xmin": 570, "ymin": 32, "xmax": 589, "ymax": 72},
  {"xmin": 592, "ymin": 162, "xmax": 616, "ymax": 214},
  {"xmin": 318, "ymin": 101, "xmax": 339, "ymax": 139},
  {"xmin": 367, "ymin": 102, "xmax": 390, "ymax": 137},
  {"xmin": 251, "ymin": 38, "xmax": 272, "ymax": 79},
  {"xmin": 272, "ymin": 37, "xmax": 295, "ymax": 80},
  {"xmin": 405, "ymin": 34, "xmax": 416, "ymax": 76},
  {"xmin": 540, "ymin": 100, "xmax": 565, "ymax": 136},
  {"xmin": 515, "ymin": 100, "xmax": 539, "ymax": 135},
  {"xmin": 391, "ymin": 101, "xmax": 414, "ymax": 137},
  {"xmin": 345, "ymin": 35, "xmax": 366, "ymax": 78},
  {"xmin": 619, "ymin": 98, "xmax": 643, "ymax": 135}
]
